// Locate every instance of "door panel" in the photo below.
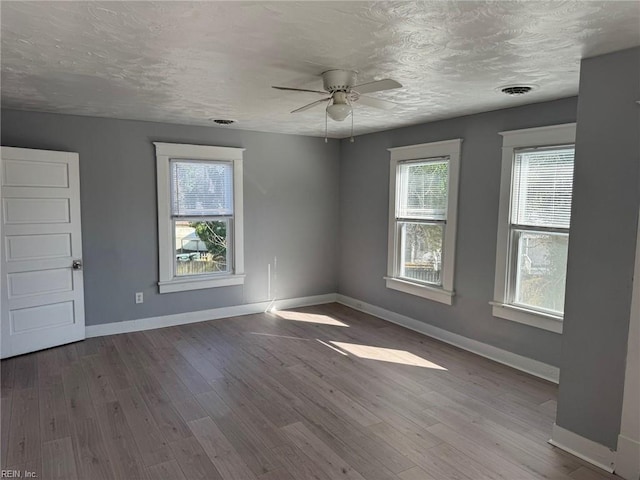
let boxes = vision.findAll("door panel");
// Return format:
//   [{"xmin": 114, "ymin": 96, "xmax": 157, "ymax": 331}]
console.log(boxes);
[
  {"xmin": 8, "ymin": 268, "xmax": 73, "ymax": 298},
  {"xmin": 10, "ymin": 301, "xmax": 75, "ymax": 333},
  {"xmin": 1, "ymin": 146, "xmax": 85, "ymax": 358},
  {"xmin": 3, "ymin": 159, "xmax": 70, "ymax": 187},
  {"xmin": 5, "ymin": 233, "xmax": 72, "ymax": 262},
  {"xmin": 3, "ymin": 197, "xmax": 71, "ymax": 224}
]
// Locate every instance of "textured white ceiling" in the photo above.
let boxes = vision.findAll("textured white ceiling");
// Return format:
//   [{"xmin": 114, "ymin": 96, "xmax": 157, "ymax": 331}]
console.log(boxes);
[{"xmin": 1, "ymin": 1, "xmax": 639, "ymax": 138}]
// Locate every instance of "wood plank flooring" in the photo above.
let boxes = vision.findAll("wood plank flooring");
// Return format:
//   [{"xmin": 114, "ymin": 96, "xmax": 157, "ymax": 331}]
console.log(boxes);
[{"xmin": 0, "ymin": 303, "xmax": 618, "ymax": 480}]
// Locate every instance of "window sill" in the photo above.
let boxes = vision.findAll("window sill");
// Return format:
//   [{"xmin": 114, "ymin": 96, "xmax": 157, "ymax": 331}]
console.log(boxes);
[
  {"xmin": 490, "ymin": 302, "xmax": 563, "ymax": 333},
  {"xmin": 159, "ymin": 274, "xmax": 245, "ymax": 294},
  {"xmin": 384, "ymin": 276, "xmax": 454, "ymax": 305}
]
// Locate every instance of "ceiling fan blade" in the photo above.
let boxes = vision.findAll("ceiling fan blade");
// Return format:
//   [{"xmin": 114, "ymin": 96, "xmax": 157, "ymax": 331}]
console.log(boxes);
[
  {"xmin": 291, "ymin": 98, "xmax": 331, "ymax": 113},
  {"xmin": 353, "ymin": 78, "xmax": 402, "ymax": 94},
  {"xmin": 356, "ymin": 95, "xmax": 397, "ymax": 111},
  {"xmin": 272, "ymin": 86, "xmax": 327, "ymax": 95}
]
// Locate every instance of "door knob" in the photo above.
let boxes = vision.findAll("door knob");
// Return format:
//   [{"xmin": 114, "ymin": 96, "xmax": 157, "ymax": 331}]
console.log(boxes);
[{"xmin": 72, "ymin": 259, "xmax": 83, "ymax": 270}]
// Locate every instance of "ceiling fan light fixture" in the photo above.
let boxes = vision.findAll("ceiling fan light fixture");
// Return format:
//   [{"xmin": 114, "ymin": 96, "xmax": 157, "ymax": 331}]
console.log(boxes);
[
  {"xmin": 273, "ymin": 69, "xmax": 401, "ymax": 124},
  {"xmin": 326, "ymin": 102, "xmax": 352, "ymax": 121},
  {"xmin": 326, "ymin": 92, "xmax": 352, "ymax": 121}
]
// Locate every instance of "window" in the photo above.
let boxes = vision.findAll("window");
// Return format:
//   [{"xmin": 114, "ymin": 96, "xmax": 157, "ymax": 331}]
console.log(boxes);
[
  {"xmin": 155, "ymin": 142, "xmax": 244, "ymax": 293},
  {"xmin": 492, "ymin": 124, "xmax": 576, "ymax": 333},
  {"xmin": 386, "ymin": 139, "xmax": 462, "ymax": 305}
]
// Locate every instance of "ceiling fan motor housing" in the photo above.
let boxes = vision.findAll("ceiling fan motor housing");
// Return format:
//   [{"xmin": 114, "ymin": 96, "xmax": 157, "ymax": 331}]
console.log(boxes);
[{"xmin": 322, "ymin": 69, "xmax": 357, "ymax": 92}]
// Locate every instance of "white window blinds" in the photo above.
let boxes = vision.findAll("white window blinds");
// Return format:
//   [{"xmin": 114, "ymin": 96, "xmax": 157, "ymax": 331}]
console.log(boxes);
[
  {"xmin": 511, "ymin": 147, "xmax": 574, "ymax": 229},
  {"xmin": 171, "ymin": 160, "xmax": 233, "ymax": 217},
  {"xmin": 397, "ymin": 159, "xmax": 449, "ymax": 220}
]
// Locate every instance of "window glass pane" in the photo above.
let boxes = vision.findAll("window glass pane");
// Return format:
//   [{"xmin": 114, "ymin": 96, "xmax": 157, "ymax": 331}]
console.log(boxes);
[
  {"xmin": 397, "ymin": 160, "xmax": 448, "ymax": 220},
  {"xmin": 512, "ymin": 230, "xmax": 568, "ymax": 314},
  {"xmin": 511, "ymin": 148, "xmax": 574, "ymax": 228},
  {"xmin": 175, "ymin": 220, "xmax": 229, "ymax": 276},
  {"xmin": 399, "ymin": 222, "xmax": 443, "ymax": 285},
  {"xmin": 171, "ymin": 161, "xmax": 233, "ymax": 216}
]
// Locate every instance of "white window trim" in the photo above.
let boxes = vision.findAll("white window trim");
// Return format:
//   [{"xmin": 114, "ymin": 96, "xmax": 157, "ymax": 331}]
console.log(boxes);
[
  {"xmin": 154, "ymin": 142, "xmax": 245, "ymax": 294},
  {"xmin": 385, "ymin": 138, "xmax": 462, "ymax": 305},
  {"xmin": 493, "ymin": 123, "xmax": 576, "ymax": 333}
]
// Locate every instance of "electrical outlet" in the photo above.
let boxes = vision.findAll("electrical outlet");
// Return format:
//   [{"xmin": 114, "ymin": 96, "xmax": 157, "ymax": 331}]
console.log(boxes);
[{"xmin": 135, "ymin": 292, "xmax": 143, "ymax": 304}]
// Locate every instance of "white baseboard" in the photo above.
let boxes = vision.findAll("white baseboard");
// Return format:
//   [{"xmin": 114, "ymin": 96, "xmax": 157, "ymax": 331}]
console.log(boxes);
[
  {"xmin": 549, "ymin": 424, "xmax": 616, "ymax": 473},
  {"xmin": 615, "ymin": 434, "xmax": 640, "ymax": 480},
  {"xmin": 85, "ymin": 293, "xmax": 337, "ymax": 338},
  {"xmin": 336, "ymin": 294, "xmax": 560, "ymax": 383}
]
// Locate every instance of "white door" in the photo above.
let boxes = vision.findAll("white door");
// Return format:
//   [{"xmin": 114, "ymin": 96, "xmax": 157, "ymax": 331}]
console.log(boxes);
[{"xmin": 1, "ymin": 146, "xmax": 85, "ymax": 358}]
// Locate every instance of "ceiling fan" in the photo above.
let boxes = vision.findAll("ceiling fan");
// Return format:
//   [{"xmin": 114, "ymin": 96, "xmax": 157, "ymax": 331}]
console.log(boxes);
[{"xmin": 272, "ymin": 69, "xmax": 402, "ymax": 122}]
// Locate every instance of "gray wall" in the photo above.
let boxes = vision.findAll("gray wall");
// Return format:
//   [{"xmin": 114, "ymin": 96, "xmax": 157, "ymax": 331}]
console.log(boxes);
[
  {"xmin": 556, "ymin": 47, "xmax": 640, "ymax": 450},
  {"xmin": 1, "ymin": 110, "xmax": 340, "ymax": 326},
  {"xmin": 337, "ymin": 97, "xmax": 578, "ymax": 367}
]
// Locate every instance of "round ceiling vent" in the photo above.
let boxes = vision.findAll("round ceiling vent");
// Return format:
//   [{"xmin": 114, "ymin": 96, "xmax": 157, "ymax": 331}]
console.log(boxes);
[
  {"xmin": 500, "ymin": 85, "xmax": 535, "ymax": 96},
  {"xmin": 212, "ymin": 119, "xmax": 235, "ymax": 125}
]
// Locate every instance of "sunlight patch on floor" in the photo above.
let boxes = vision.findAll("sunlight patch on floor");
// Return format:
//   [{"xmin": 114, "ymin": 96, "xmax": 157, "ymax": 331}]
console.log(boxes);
[
  {"xmin": 329, "ymin": 341, "xmax": 447, "ymax": 369},
  {"xmin": 274, "ymin": 310, "xmax": 349, "ymax": 327},
  {"xmin": 248, "ymin": 332, "xmax": 309, "ymax": 341},
  {"xmin": 316, "ymin": 339, "xmax": 349, "ymax": 355}
]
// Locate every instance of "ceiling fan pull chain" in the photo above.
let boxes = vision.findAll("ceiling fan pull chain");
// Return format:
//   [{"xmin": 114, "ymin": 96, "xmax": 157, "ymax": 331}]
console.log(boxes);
[
  {"xmin": 350, "ymin": 106, "xmax": 355, "ymax": 143},
  {"xmin": 325, "ymin": 109, "xmax": 328, "ymax": 143}
]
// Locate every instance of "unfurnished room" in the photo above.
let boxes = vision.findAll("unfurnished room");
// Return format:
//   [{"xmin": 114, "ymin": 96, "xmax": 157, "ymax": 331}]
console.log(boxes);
[{"xmin": 0, "ymin": 2, "xmax": 639, "ymax": 479}]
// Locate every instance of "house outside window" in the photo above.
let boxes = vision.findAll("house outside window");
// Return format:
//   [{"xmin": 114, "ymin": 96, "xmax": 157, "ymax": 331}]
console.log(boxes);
[
  {"xmin": 385, "ymin": 139, "xmax": 462, "ymax": 305},
  {"xmin": 492, "ymin": 124, "xmax": 576, "ymax": 333},
  {"xmin": 155, "ymin": 142, "xmax": 245, "ymax": 293}
]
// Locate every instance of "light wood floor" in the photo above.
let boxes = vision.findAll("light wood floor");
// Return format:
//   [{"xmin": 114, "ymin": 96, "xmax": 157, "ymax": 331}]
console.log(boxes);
[{"xmin": 1, "ymin": 303, "xmax": 617, "ymax": 480}]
